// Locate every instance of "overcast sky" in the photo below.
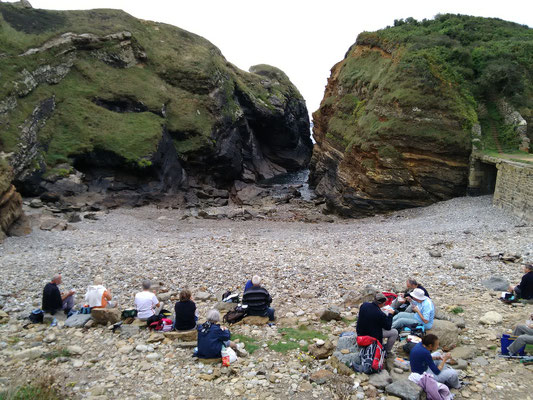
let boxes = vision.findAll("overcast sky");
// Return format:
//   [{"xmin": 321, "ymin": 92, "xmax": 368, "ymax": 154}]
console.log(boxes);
[{"xmin": 10, "ymin": 0, "xmax": 533, "ymax": 116}]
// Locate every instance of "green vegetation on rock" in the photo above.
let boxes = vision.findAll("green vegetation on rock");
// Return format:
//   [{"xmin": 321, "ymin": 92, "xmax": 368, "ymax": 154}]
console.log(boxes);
[{"xmin": 0, "ymin": 3, "xmax": 308, "ymax": 181}]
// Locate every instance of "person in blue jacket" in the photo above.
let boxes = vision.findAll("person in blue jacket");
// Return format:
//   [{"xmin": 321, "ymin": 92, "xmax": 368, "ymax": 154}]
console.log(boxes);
[
  {"xmin": 196, "ymin": 309, "xmax": 236, "ymax": 358},
  {"xmin": 410, "ymin": 334, "xmax": 460, "ymax": 388}
]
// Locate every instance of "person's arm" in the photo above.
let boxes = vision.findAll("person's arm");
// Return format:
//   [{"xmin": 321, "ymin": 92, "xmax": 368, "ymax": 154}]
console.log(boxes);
[
  {"xmin": 217, "ymin": 325, "xmax": 231, "ymax": 341},
  {"xmin": 152, "ymin": 294, "xmax": 160, "ymax": 309},
  {"xmin": 412, "ymin": 305, "xmax": 429, "ymax": 324},
  {"xmin": 61, "ymin": 290, "xmax": 74, "ymax": 301},
  {"xmin": 104, "ymin": 290, "xmax": 112, "ymax": 300},
  {"xmin": 426, "ymin": 351, "xmax": 442, "ymax": 375},
  {"xmin": 381, "ymin": 309, "xmax": 394, "ymax": 330}
]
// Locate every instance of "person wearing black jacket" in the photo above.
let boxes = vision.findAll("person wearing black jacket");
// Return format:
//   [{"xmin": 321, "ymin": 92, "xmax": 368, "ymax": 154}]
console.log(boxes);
[
  {"xmin": 42, "ymin": 273, "xmax": 75, "ymax": 315},
  {"xmin": 509, "ymin": 264, "xmax": 533, "ymax": 300},
  {"xmin": 356, "ymin": 293, "xmax": 398, "ymax": 353},
  {"xmin": 174, "ymin": 289, "xmax": 197, "ymax": 331},
  {"xmin": 242, "ymin": 275, "xmax": 275, "ymax": 321}
]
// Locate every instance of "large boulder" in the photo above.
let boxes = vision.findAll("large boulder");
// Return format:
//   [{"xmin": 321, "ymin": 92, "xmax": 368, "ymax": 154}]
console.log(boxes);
[
  {"xmin": 64, "ymin": 313, "xmax": 92, "ymax": 328},
  {"xmin": 369, "ymin": 370, "xmax": 393, "ymax": 389},
  {"xmin": 481, "ymin": 277, "xmax": 510, "ymax": 291},
  {"xmin": 427, "ymin": 320, "xmax": 459, "ymax": 351},
  {"xmin": 385, "ymin": 379, "xmax": 424, "ymax": 400},
  {"xmin": 239, "ymin": 316, "xmax": 269, "ymax": 325},
  {"xmin": 90, "ymin": 308, "xmax": 121, "ymax": 325},
  {"xmin": 309, "ymin": 340, "xmax": 334, "ymax": 359},
  {"xmin": 479, "ymin": 311, "xmax": 503, "ymax": 325},
  {"xmin": 164, "ymin": 330, "xmax": 198, "ymax": 341},
  {"xmin": 320, "ymin": 306, "xmax": 342, "ymax": 322}
]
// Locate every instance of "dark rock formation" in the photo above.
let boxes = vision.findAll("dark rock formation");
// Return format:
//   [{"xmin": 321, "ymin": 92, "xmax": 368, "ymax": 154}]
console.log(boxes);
[
  {"xmin": 0, "ymin": 4, "xmax": 312, "ymax": 204},
  {"xmin": 0, "ymin": 159, "xmax": 29, "ymax": 241},
  {"xmin": 310, "ymin": 15, "xmax": 532, "ymax": 216}
]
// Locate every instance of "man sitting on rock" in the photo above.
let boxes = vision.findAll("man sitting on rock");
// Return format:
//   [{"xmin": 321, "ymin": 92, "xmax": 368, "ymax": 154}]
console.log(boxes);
[
  {"xmin": 134, "ymin": 280, "xmax": 161, "ymax": 325},
  {"xmin": 196, "ymin": 309, "xmax": 236, "ymax": 358},
  {"xmin": 84, "ymin": 276, "xmax": 115, "ymax": 309},
  {"xmin": 506, "ymin": 314, "xmax": 533, "ymax": 356},
  {"xmin": 509, "ymin": 264, "xmax": 533, "ymax": 301},
  {"xmin": 242, "ymin": 275, "xmax": 275, "ymax": 321},
  {"xmin": 42, "ymin": 273, "xmax": 75, "ymax": 315},
  {"xmin": 392, "ymin": 278, "xmax": 430, "ymax": 313},
  {"xmin": 392, "ymin": 288, "xmax": 434, "ymax": 331},
  {"xmin": 356, "ymin": 292, "xmax": 398, "ymax": 354},
  {"xmin": 409, "ymin": 333, "xmax": 460, "ymax": 388}
]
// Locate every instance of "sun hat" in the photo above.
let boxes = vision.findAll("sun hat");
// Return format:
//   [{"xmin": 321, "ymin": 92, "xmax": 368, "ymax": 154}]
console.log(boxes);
[{"xmin": 410, "ymin": 288, "xmax": 426, "ymax": 301}]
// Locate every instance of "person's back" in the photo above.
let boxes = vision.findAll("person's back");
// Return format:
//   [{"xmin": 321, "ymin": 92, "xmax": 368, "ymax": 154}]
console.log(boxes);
[
  {"xmin": 242, "ymin": 285, "xmax": 271, "ymax": 315},
  {"xmin": 42, "ymin": 282, "xmax": 62, "ymax": 314},
  {"xmin": 356, "ymin": 301, "xmax": 391, "ymax": 344},
  {"xmin": 410, "ymin": 342, "xmax": 439, "ymax": 375},
  {"xmin": 174, "ymin": 289, "xmax": 197, "ymax": 331},
  {"xmin": 197, "ymin": 310, "xmax": 231, "ymax": 359},
  {"xmin": 135, "ymin": 280, "xmax": 159, "ymax": 320},
  {"xmin": 519, "ymin": 269, "xmax": 533, "ymax": 299}
]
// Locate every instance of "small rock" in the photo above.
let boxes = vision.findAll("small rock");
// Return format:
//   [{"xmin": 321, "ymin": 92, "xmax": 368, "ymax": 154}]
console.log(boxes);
[
  {"xmin": 429, "ymin": 250, "xmax": 442, "ymax": 258},
  {"xmin": 309, "ymin": 369, "xmax": 334, "ymax": 384},
  {"xmin": 320, "ymin": 306, "xmax": 342, "ymax": 322},
  {"xmin": 452, "ymin": 263, "xmax": 466, "ymax": 270},
  {"xmin": 479, "ymin": 311, "xmax": 503, "ymax": 325},
  {"xmin": 66, "ymin": 345, "xmax": 83, "ymax": 355}
]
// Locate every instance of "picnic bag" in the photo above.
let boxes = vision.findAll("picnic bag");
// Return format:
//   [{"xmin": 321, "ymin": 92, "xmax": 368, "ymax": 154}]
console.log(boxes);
[
  {"xmin": 149, "ymin": 317, "xmax": 173, "ymax": 331},
  {"xmin": 352, "ymin": 336, "xmax": 385, "ymax": 374},
  {"xmin": 223, "ymin": 306, "xmax": 247, "ymax": 324}
]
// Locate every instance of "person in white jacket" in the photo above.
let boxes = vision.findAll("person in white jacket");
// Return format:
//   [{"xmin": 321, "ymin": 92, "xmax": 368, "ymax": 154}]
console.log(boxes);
[{"xmin": 85, "ymin": 276, "xmax": 115, "ymax": 308}]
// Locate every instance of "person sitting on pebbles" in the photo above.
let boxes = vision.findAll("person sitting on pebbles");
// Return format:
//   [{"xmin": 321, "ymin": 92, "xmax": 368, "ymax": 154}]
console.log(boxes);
[
  {"xmin": 42, "ymin": 273, "xmax": 75, "ymax": 315},
  {"xmin": 409, "ymin": 333, "xmax": 460, "ymax": 388},
  {"xmin": 506, "ymin": 314, "xmax": 533, "ymax": 356},
  {"xmin": 196, "ymin": 309, "xmax": 236, "ymax": 359},
  {"xmin": 508, "ymin": 263, "xmax": 533, "ymax": 301},
  {"xmin": 392, "ymin": 278, "xmax": 430, "ymax": 314},
  {"xmin": 174, "ymin": 289, "xmax": 198, "ymax": 331},
  {"xmin": 392, "ymin": 288, "xmax": 434, "ymax": 331},
  {"xmin": 84, "ymin": 276, "xmax": 116, "ymax": 309},
  {"xmin": 242, "ymin": 275, "xmax": 275, "ymax": 321},
  {"xmin": 134, "ymin": 280, "xmax": 161, "ymax": 325}
]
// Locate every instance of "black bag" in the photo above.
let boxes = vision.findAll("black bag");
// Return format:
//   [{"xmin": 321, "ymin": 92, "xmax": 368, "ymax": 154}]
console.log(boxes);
[
  {"xmin": 402, "ymin": 341, "xmax": 417, "ymax": 354},
  {"xmin": 222, "ymin": 291, "xmax": 240, "ymax": 303},
  {"xmin": 223, "ymin": 306, "xmax": 247, "ymax": 324},
  {"xmin": 29, "ymin": 309, "xmax": 44, "ymax": 324}
]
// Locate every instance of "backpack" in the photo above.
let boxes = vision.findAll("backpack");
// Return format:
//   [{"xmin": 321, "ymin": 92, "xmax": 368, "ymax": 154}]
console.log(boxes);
[
  {"xmin": 149, "ymin": 317, "xmax": 173, "ymax": 331},
  {"xmin": 352, "ymin": 336, "xmax": 385, "ymax": 374},
  {"xmin": 28, "ymin": 309, "xmax": 44, "ymax": 324},
  {"xmin": 223, "ymin": 306, "xmax": 247, "ymax": 324},
  {"xmin": 121, "ymin": 309, "xmax": 138, "ymax": 319},
  {"xmin": 222, "ymin": 291, "xmax": 240, "ymax": 303},
  {"xmin": 382, "ymin": 292, "xmax": 397, "ymax": 306}
]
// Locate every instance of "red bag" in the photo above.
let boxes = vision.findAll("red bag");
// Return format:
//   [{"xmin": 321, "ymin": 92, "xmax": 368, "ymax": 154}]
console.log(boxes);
[
  {"xmin": 149, "ymin": 318, "xmax": 173, "ymax": 331},
  {"xmin": 355, "ymin": 336, "xmax": 385, "ymax": 373},
  {"xmin": 382, "ymin": 292, "xmax": 397, "ymax": 306}
]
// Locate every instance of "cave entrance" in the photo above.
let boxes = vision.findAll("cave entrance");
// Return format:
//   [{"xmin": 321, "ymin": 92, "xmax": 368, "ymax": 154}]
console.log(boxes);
[{"xmin": 467, "ymin": 158, "xmax": 498, "ymax": 196}]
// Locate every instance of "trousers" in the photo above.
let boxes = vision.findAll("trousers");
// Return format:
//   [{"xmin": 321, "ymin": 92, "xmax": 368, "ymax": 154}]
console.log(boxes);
[{"xmin": 507, "ymin": 325, "xmax": 533, "ymax": 354}]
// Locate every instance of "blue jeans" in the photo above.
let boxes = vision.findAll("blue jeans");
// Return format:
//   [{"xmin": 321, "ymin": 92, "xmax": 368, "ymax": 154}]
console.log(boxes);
[{"xmin": 392, "ymin": 312, "xmax": 419, "ymax": 330}]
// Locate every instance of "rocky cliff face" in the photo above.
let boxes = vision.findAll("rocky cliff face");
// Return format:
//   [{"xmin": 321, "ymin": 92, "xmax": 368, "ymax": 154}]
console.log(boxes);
[
  {"xmin": 310, "ymin": 15, "xmax": 532, "ymax": 216},
  {"xmin": 0, "ymin": 159, "xmax": 28, "ymax": 241},
  {"xmin": 0, "ymin": 3, "xmax": 312, "ymax": 204}
]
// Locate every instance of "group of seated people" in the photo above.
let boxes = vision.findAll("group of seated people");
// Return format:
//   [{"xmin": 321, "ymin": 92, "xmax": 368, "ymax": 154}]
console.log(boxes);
[
  {"xmin": 356, "ymin": 278, "xmax": 457, "ymax": 388},
  {"xmin": 42, "ymin": 273, "xmax": 275, "ymax": 360}
]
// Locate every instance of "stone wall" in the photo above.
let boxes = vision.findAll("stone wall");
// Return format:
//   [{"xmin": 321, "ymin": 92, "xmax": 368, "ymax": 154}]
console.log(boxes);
[{"xmin": 493, "ymin": 161, "xmax": 533, "ymax": 221}]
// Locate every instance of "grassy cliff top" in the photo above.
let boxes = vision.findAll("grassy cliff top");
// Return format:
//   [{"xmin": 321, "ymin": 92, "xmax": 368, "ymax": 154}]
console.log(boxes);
[
  {"xmin": 356, "ymin": 14, "xmax": 533, "ymax": 108},
  {"xmin": 0, "ymin": 3, "xmax": 304, "ymax": 169}
]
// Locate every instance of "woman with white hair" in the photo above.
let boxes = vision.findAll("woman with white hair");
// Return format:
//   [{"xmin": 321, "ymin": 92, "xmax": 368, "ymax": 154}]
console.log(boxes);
[
  {"xmin": 84, "ymin": 276, "xmax": 114, "ymax": 308},
  {"xmin": 196, "ymin": 309, "xmax": 236, "ymax": 359}
]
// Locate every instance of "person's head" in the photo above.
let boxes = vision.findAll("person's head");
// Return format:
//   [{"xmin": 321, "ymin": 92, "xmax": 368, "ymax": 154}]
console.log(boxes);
[
  {"xmin": 373, "ymin": 292, "xmax": 387, "ymax": 308},
  {"xmin": 52, "ymin": 274, "xmax": 62, "ymax": 285},
  {"xmin": 406, "ymin": 278, "xmax": 418, "ymax": 290},
  {"xmin": 252, "ymin": 275, "xmax": 261, "ymax": 287},
  {"xmin": 524, "ymin": 264, "xmax": 533, "ymax": 274},
  {"xmin": 422, "ymin": 334, "xmax": 439, "ymax": 351},
  {"xmin": 142, "ymin": 280, "xmax": 151, "ymax": 291},
  {"xmin": 93, "ymin": 276, "xmax": 103, "ymax": 286},
  {"xmin": 179, "ymin": 289, "xmax": 192, "ymax": 302},
  {"xmin": 410, "ymin": 288, "xmax": 426, "ymax": 304},
  {"xmin": 206, "ymin": 309, "xmax": 220, "ymax": 323}
]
